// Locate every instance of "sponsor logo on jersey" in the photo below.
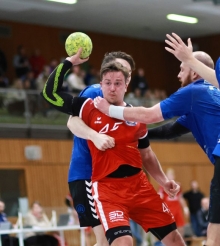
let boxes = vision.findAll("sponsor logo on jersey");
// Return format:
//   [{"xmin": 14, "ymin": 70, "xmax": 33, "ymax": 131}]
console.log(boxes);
[
  {"xmin": 109, "ymin": 210, "xmax": 124, "ymax": 222},
  {"xmin": 125, "ymin": 121, "xmax": 137, "ymax": 126},
  {"xmin": 94, "ymin": 116, "xmax": 102, "ymax": 124}
]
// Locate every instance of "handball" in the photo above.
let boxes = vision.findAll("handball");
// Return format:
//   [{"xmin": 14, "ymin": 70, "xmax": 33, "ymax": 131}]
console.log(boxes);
[{"xmin": 65, "ymin": 32, "xmax": 93, "ymax": 59}]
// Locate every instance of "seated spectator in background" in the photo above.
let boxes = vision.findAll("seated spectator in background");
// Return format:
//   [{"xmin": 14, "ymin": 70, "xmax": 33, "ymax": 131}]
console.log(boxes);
[
  {"xmin": 4, "ymin": 79, "xmax": 26, "ymax": 115},
  {"xmin": 13, "ymin": 45, "xmax": 30, "ymax": 78},
  {"xmin": 197, "ymin": 197, "xmax": 209, "ymax": 237},
  {"xmin": 84, "ymin": 66, "xmax": 99, "ymax": 85},
  {"xmin": 0, "ymin": 200, "xmax": 18, "ymax": 246},
  {"xmin": 65, "ymin": 65, "xmax": 86, "ymax": 93},
  {"xmin": 22, "ymin": 70, "xmax": 36, "ymax": 90},
  {"xmin": 24, "ymin": 201, "xmax": 58, "ymax": 246},
  {"xmin": 29, "ymin": 48, "xmax": 46, "ymax": 79},
  {"xmin": 49, "ymin": 58, "xmax": 58, "ymax": 73},
  {"xmin": 36, "ymin": 65, "xmax": 51, "ymax": 91},
  {"xmin": 124, "ymin": 88, "xmax": 142, "ymax": 106},
  {"xmin": 183, "ymin": 180, "xmax": 204, "ymax": 236},
  {"xmin": 130, "ymin": 67, "xmax": 149, "ymax": 97}
]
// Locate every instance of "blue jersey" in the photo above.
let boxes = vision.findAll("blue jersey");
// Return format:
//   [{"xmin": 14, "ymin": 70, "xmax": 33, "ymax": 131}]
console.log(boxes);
[
  {"xmin": 160, "ymin": 79, "xmax": 220, "ymax": 164},
  {"xmin": 216, "ymin": 57, "xmax": 220, "ymax": 85},
  {"xmin": 68, "ymin": 84, "xmax": 103, "ymax": 182}
]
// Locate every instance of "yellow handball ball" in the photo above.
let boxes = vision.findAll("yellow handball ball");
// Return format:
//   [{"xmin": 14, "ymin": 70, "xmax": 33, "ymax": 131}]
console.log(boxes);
[{"xmin": 65, "ymin": 32, "xmax": 93, "ymax": 59}]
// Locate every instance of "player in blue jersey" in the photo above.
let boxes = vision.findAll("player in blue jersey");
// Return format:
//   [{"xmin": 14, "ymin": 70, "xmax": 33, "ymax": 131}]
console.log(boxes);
[
  {"xmin": 94, "ymin": 48, "xmax": 220, "ymax": 246},
  {"xmin": 68, "ymin": 51, "xmax": 135, "ymax": 246}
]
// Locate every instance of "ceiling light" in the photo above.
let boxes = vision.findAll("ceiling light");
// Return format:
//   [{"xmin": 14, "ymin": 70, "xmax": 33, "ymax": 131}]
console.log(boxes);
[
  {"xmin": 46, "ymin": 0, "xmax": 77, "ymax": 4},
  {"xmin": 167, "ymin": 14, "xmax": 198, "ymax": 24}
]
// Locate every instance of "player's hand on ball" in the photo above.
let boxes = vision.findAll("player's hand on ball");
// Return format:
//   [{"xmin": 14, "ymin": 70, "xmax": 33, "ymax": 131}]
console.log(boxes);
[
  {"xmin": 94, "ymin": 96, "xmax": 110, "ymax": 115},
  {"xmin": 65, "ymin": 32, "xmax": 93, "ymax": 58},
  {"xmin": 66, "ymin": 48, "xmax": 89, "ymax": 66}
]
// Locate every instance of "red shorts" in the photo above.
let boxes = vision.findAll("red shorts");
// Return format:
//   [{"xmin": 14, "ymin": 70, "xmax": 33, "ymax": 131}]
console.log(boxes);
[{"xmin": 92, "ymin": 170, "xmax": 175, "ymax": 232}]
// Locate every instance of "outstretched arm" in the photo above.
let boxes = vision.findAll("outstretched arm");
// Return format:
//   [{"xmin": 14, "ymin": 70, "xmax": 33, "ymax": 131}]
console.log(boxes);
[
  {"xmin": 94, "ymin": 96, "xmax": 164, "ymax": 124},
  {"xmin": 165, "ymin": 32, "xmax": 218, "ymax": 88},
  {"xmin": 67, "ymin": 116, "xmax": 115, "ymax": 151}
]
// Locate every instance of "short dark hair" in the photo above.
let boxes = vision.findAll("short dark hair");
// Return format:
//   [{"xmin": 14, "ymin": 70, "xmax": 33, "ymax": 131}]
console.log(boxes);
[
  {"xmin": 100, "ymin": 61, "xmax": 129, "ymax": 81},
  {"xmin": 101, "ymin": 51, "xmax": 135, "ymax": 71}
]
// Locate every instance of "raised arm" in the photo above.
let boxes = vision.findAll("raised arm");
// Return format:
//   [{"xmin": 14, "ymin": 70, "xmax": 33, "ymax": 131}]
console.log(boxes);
[
  {"xmin": 67, "ymin": 116, "xmax": 115, "ymax": 151},
  {"xmin": 165, "ymin": 32, "xmax": 218, "ymax": 88},
  {"xmin": 41, "ymin": 48, "xmax": 89, "ymax": 115}
]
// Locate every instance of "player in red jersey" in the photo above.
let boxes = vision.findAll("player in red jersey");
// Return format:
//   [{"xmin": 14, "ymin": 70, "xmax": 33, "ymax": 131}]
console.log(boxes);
[{"xmin": 42, "ymin": 49, "xmax": 186, "ymax": 246}]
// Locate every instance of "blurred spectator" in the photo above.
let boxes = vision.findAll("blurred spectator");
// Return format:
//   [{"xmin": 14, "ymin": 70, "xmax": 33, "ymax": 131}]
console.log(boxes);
[
  {"xmin": 158, "ymin": 168, "xmax": 188, "ymax": 238},
  {"xmin": 23, "ymin": 201, "xmax": 58, "ymax": 246},
  {"xmin": 197, "ymin": 197, "xmax": 209, "ymax": 237},
  {"xmin": 13, "ymin": 45, "xmax": 30, "ymax": 78},
  {"xmin": 0, "ymin": 200, "xmax": 19, "ymax": 246},
  {"xmin": 183, "ymin": 180, "xmax": 204, "ymax": 236},
  {"xmin": 29, "ymin": 49, "xmax": 46, "ymax": 79},
  {"xmin": 130, "ymin": 68, "xmax": 149, "ymax": 97},
  {"xmin": 84, "ymin": 66, "xmax": 99, "ymax": 85},
  {"xmin": 49, "ymin": 58, "xmax": 58, "ymax": 73},
  {"xmin": 0, "ymin": 49, "xmax": 7, "ymax": 74},
  {"xmin": 22, "ymin": 70, "xmax": 36, "ymax": 90},
  {"xmin": 65, "ymin": 65, "xmax": 86, "ymax": 93},
  {"xmin": 0, "ymin": 71, "xmax": 9, "ymax": 88},
  {"xmin": 36, "ymin": 65, "xmax": 51, "ymax": 91},
  {"xmin": 4, "ymin": 79, "xmax": 26, "ymax": 115}
]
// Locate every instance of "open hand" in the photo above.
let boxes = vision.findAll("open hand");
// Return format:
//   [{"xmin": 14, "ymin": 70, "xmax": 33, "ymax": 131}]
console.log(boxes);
[{"xmin": 165, "ymin": 32, "xmax": 193, "ymax": 63}]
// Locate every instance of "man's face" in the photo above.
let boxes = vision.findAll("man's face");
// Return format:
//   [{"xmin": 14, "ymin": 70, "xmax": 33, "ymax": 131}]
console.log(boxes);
[
  {"xmin": 115, "ymin": 58, "xmax": 132, "ymax": 84},
  {"xmin": 100, "ymin": 71, "xmax": 128, "ymax": 106},
  {"xmin": 177, "ymin": 62, "xmax": 194, "ymax": 87},
  {"xmin": 0, "ymin": 201, "xmax": 5, "ymax": 213}
]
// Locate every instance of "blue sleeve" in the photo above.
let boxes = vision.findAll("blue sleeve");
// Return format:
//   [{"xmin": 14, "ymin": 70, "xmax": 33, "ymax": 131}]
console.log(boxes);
[
  {"xmin": 79, "ymin": 84, "xmax": 103, "ymax": 99},
  {"xmin": 160, "ymin": 86, "xmax": 192, "ymax": 120},
  {"xmin": 215, "ymin": 57, "xmax": 220, "ymax": 86},
  {"xmin": 176, "ymin": 115, "xmax": 189, "ymax": 128}
]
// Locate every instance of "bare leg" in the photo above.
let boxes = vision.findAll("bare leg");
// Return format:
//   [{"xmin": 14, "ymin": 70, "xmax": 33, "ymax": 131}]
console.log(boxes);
[
  {"xmin": 161, "ymin": 229, "xmax": 186, "ymax": 246},
  {"xmin": 92, "ymin": 224, "xmax": 109, "ymax": 246},
  {"xmin": 111, "ymin": 235, "xmax": 133, "ymax": 246},
  {"xmin": 206, "ymin": 223, "xmax": 220, "ymax": 246}
]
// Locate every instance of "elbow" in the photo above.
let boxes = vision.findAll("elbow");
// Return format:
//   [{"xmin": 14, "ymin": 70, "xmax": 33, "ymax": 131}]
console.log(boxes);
[{"xmin": 67, "ymin": 117, "xmax": 72, "ymax": 130}]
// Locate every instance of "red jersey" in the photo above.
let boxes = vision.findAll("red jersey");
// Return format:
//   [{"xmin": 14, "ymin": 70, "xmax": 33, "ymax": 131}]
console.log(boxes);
[{"xmin": 80, "ymin": 98, "xmax": 148, "ymax": 182}]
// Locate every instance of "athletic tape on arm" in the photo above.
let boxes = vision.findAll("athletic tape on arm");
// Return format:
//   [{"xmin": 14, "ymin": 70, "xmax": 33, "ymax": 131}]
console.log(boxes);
[{"xmin": 109, "ymin": 105, "xmax": 125, "ymax": 120}]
